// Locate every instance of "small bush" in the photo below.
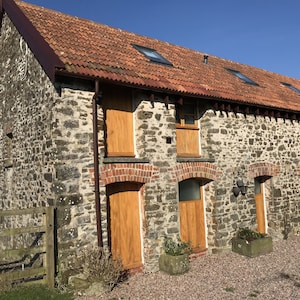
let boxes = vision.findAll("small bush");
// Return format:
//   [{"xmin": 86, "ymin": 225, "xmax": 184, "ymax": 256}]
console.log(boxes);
[
  {"xmin": 72, "ymin": 247, "xmax": 125, "ymax": 291},
  {"xmin": 163, "ymin": 237, "xmax": 192, "ymax": 256},
  {"xmin": 0, "ymin": 284, "xmax": 74, "ymax": 300},
  {"xmin": 237, "ymin": 228, "xmax": 266, "ymax": 242}
]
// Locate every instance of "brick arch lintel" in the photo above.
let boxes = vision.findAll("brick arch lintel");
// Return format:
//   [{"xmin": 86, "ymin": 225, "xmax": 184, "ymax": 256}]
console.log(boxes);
[
  {"xmin": 100, "ymin": 163, "xmax": 159, "ymax": 186},
  {"xmin": 174, "ymin": 162, "xmax": 222, "ymax": 183},
  {"xmin": 248, "ymin": 162, "xmax": 280, "ymax": 179}
]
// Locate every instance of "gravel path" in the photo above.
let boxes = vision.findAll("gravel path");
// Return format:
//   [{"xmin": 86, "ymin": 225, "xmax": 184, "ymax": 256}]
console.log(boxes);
[{"xmin": 77, "ymin": 236, "xmax": 300, "ymax": 300}]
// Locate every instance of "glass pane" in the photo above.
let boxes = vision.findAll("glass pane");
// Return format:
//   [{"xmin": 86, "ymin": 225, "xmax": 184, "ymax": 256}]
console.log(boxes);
[
  {"xmin": 142, "ymin": 49, "xmax": 160, "ymax": 59},
  {"xmin": 179, "ymin": 179, "xmax": 200, "ymax": 201},
  {"xmin": 184, "ymin": 105, "xmax": 194, "ymax": 115},
  {"xmin": 254, "ymin": 178, "xmax": 261, "ymax": 194},
  {"xmin": 184, "ymin": 115, "xmax": 195, "ymax": 124}
]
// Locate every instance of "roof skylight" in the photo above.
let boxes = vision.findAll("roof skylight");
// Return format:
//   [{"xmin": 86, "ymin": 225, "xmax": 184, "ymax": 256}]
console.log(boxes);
[
  {"xmin": 133, "ymin": 44, "xmax": 173, "ymax": 66},
  {"xmin": 281, "ymin": 82, "xmax": 300, "ymax": 95},
  {"xmin": 225, "ymin": 68, "xmax": 259, "ymax": 86}
]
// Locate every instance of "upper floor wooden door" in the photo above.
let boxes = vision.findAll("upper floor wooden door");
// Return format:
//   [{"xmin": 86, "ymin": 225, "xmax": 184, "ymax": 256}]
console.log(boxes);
[
  {"xmin": 103, "ymin": 87, "xmax": 134, "ymax": 157},
  {"xmin": 176, "ymin": 102, "xmax": 200, "ymax": 157}
]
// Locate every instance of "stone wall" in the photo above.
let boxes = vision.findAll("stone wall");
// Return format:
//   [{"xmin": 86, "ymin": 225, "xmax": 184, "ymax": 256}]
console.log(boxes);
[
  {"xmin": 0, "ymin": 15, "xmax": 56, "ymax": 210},
  {"xmin": 201, "ymin": 109, "xmax": 300, "ymax": 250},
  {"xmin": 0, "ymin": 15, "xmax": 98, "ymax": 281},
  {"xmin": 134, "ymin": 95, "xmax": 179, "ymax": 271},
  {"xmin": 51, "ymin": 86, "xmax": 99, "ymax": 279}
]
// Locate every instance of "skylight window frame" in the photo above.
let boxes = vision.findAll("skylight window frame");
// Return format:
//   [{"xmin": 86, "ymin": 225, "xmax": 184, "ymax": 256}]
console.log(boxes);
[
  {"xmin": 281, "ymin": 82, "xmax": 300, "ymax": 95},
  {"xmin": 132, "ymin": 44, "xmax": 173, "ymax": 66},
  {"xmin": 225, "ymin": 68, "xmax": 259, "ymax": 86}
]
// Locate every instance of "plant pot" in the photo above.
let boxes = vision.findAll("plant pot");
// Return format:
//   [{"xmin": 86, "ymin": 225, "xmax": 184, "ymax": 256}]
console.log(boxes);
[
  {"xmin": 158, "ymin": 253, "xmax": 190, "ymax": 275},
  {"xmin": 231, "ymin": 237, "xmax": 273, "ymax": 257}
]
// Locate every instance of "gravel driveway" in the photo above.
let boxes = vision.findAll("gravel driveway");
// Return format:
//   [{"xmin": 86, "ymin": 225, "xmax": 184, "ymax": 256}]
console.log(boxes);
[{"xmin": 77, "ymin": 236, "xmax": 300, "ymax": 299}]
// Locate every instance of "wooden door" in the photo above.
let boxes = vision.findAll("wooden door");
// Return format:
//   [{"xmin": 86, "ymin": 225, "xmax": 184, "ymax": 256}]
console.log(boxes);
[
  {"xmin": 255, "ymin": 181, "xmax": 266, "ymax": 234},
  {"xmin": 176, "ymin": 128, "xmax": 200, "ymax": 157},
  {"xmin": 104, "ymin": 87, "xmax": 134, "ymax": 157},
  {"xmin": 255, "ymin": 192, "xmax": 266, "ymax": 234},
  {"xmin": 179, "ymin": 180, "xmax": 206, "ymax": 252},
  {"xmin": 107, "ymin": 182, "xmax": 142, "ymax": 269}
]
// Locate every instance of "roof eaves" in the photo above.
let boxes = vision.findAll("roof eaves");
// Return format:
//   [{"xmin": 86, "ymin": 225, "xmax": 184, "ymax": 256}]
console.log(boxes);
[{"xmin": 3, "ymin": 0, "xmax": 65, "ymax": 81}]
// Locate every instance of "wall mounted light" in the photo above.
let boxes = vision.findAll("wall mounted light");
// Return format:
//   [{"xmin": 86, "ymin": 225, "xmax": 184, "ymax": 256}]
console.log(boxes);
[{"xmin": 232, "ymin": 180, "xmax": 248, "ymax": 197}]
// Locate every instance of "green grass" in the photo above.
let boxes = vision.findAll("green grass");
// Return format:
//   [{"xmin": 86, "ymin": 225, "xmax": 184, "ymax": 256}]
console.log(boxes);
[{"xmin": 0, "ymin": 285, "xmax": 74, "ymax": 300}]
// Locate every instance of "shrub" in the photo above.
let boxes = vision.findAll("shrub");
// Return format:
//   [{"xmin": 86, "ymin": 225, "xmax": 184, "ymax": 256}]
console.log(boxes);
[
  {"xmin": 163, "ymin": 237, "xmax": 192, "ymax": 256},
  {"xmin": 72, "ymin": 247, "xmax": 125, "ymax": 291},
  {"xmin": 237, "ymin": 227, "xmax": 266, "ymax": 242}
]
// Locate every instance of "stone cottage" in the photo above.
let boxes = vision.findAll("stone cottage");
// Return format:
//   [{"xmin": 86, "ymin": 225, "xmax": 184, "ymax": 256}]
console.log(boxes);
[{"xmin": 1, "ymin": 0, "xmax": 300, "ymax": 281}]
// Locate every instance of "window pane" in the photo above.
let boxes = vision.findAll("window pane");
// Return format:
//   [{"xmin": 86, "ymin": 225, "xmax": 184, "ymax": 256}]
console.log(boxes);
[
  {"xmin": 179, "ymin": 179, "xmax": 200, "ymax": 201},
  {"xmin": 184, "ymin": 115, "xmax": 195, "ymax": 124},
  {"xmin": 183, "ymin": 104, "xmax": 195, "ymax": 124},
  {"xmin": 184, "ymin": 105, "xmax": 194, "ymax": 115}
]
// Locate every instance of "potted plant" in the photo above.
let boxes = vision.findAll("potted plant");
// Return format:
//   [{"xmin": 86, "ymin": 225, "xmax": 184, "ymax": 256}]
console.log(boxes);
[
  {"xmin": 158, "ymin": 237, "xmax": 192, "ymax": 275},
  {"xmin": 231, "ymin": 227, "xmax": 273, "ymax": 257}
]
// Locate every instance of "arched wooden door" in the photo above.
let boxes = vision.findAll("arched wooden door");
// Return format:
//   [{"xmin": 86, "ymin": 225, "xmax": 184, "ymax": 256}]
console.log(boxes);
[
  {"xmin": 255, "ymin": 178, "xmax": 267, "ymax": 234},
  {"xmin": 179, "ymin": 179, "xmax": 207, "ymax": 252},
  {"xmin": 107, "ymin": 182, "xmax": 143, "ymax": 269}
]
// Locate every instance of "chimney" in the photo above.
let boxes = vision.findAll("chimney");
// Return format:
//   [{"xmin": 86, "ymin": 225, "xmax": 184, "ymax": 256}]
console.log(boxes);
[{"xmin": 203, "ymin": 54, "xmax": 209, "ymax": 64}]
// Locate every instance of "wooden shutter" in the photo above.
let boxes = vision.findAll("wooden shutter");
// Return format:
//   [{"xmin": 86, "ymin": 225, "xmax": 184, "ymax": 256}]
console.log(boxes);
[
  {"xmin": 176, "ymin": 128, "xmax": 200, "ymax": 157},
  {"xmin": 176, "ymin": 103, "xmax": 200, "ymax": 157},
  {"xmin": 104, "ymin": 87, "xmax": 134, "ymax": 156}
]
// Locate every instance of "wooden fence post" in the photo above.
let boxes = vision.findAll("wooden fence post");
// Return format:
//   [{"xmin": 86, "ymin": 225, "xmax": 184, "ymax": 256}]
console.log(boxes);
[{"xmin": 45, "ymin": 207, "xmax": 55, "ymax": 288}]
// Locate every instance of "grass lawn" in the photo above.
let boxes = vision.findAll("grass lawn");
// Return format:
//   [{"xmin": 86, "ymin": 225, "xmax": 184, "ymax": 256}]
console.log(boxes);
[{"xmin": 0, "ymin": 285, "xmax": 74, "ymax": 300}]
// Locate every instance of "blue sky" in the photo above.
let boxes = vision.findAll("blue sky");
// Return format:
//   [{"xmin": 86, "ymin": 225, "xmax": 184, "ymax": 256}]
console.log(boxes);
[{"xmin": 25, "ymin": 0, "xmax": 300, "ymax": 79}]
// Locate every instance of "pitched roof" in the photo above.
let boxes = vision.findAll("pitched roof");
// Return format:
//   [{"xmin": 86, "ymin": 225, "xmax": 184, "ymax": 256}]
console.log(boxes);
[{"xmin": 3, "ymin": 0, "xmax": 300, "ymax": 112}]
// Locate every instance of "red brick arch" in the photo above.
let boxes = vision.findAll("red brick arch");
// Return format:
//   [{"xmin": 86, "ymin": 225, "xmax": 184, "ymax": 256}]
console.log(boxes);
[
  {"xmin": 99, "ymin": 163, "xmax": 159, "ymax": 186},
  {"xmin": 174, "ymin": 162, "xmax": 222, "ymax": 182},
  {"xmin": 248, "ymin": 162, "xmax": 280, "ymax": 179}
]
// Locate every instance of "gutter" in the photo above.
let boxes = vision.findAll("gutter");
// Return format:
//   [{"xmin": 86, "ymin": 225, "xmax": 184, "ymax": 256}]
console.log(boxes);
[{"xmin": 93, "ymin": 79, "xmax": 102, "ymax": 247}]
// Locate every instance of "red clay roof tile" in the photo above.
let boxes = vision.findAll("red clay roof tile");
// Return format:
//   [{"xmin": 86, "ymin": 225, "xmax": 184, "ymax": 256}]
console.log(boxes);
[{"xmin": 9, "ymin": 1, "xmax": 300, "ymax": 112}]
